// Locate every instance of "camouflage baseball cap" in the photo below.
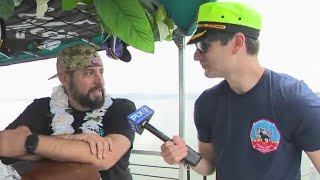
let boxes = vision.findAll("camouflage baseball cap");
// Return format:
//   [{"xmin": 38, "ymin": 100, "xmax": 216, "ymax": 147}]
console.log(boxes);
[{"xmin": 48, "ymin": 44, "xmax": 103, "ymax": 80}]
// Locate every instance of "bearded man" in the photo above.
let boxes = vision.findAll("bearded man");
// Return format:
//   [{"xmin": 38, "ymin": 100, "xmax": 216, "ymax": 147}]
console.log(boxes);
[{"xmin": 0, "ymin": 44, "xmax": 136, "ymax": 180}]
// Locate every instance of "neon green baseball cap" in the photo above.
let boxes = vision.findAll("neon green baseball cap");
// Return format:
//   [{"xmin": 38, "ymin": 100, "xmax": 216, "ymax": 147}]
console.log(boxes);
[{"xmin": 187, "ymin": 2, "xmax": 262, "ymax": 45}]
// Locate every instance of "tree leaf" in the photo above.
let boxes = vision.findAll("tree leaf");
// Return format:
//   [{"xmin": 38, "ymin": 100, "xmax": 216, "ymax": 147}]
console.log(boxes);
[
  {"xmin": 0, "ymin": 0, "xmax": 15, "ymax": 21},
  {"xmin": 93, "ymin": 0, "xmax": 154, "ymax": 53}
]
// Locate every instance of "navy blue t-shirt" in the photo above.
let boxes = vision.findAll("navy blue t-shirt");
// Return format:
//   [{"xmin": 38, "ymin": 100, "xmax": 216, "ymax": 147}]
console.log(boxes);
[{"xmin": 194, "ymin": 69, "xmax": 320, "ymax": 180}]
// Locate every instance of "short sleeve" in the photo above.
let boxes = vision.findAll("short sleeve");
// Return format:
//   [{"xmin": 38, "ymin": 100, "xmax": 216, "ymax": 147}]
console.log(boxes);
[
  {"xmin": 5, "ymin": 98, "xmax": 52, "ymax": 134},
  {"xmin": 103, "ymin": 98, "xmax": 136, "ymax": 145},
  {"xmin": 286, "ymin": 82, "xmax": 320, "ymax": 151},
  {"xmin": 194, "ymin": 94, "xmax": 213, "ymax": 143}
]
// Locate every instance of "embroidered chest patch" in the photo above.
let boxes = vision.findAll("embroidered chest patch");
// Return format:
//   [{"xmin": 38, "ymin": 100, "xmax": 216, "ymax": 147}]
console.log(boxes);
[{"xmin": 250, "ymin": 119, "xmax": 280, "ymax": 153}]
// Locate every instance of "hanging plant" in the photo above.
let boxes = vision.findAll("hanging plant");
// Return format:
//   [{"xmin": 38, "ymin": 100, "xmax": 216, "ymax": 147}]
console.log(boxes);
[
  {"xmin": 154, "ymin": 5, "xmax": 176, "ymax": 41},
  {"xmin": 93, "ymin": 0, "xmax": 154, "ymax": 53},
  {"xmin": 0, "ymin": 0, "xmax": 15, "ymax": 21},
  {"xmin": 62, "ymin": 0, "xmax": 154, "ymax": 53},
  {"xmin": 36, "ymin": 0, "xmax": 50, "ymax": 18},
  {"xmin": 62, "ymin": 0, "xmax": 93, "ymax": 11}
]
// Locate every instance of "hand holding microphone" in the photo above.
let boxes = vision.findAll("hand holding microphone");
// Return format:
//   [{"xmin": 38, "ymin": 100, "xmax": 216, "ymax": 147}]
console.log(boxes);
[{"xmin": 127, "ymin": 105, "xmax": 201, "ymax": 167}]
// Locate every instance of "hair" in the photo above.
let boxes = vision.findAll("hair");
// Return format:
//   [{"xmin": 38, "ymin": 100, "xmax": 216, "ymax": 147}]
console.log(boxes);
[
  {"xmin": 67, "ymin": 71, "xmax": 75, "ymax": 78},
  {"xmin": 206, "ymin": 31, "xmax": 260, "ymax": 55}
]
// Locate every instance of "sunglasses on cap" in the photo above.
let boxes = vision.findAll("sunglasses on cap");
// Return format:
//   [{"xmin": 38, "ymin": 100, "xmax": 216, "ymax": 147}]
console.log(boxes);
[
  {"xmin": 102, "ymin": 33, "xmax": 131, "ymax": 62},
  {"xmin": 195, "ymin": 40, "xmax": 210, "ymax": 54}
]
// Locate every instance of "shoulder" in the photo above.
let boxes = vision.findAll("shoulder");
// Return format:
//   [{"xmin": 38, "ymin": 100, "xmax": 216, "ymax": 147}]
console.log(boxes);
[
  {"xmin": 27, "ymin": 97, "xmax": 50, "ymax": 109},
  {"xmin": 111, "ymin": 98, "xmax": 136, "ymax": 110},
  {"xmin": 269, "ymin": 69, "xmax": 312, "ymax": 93},
  {"xmin": 108, "ymin": 98, "xmax": 136, "ymax": 116},
  {"xmin": 33, "ymin": 97, "xmax": 51, "ymax": 104},
  {"xmin": 268, "ymin": 69, "xmax": 301, "ymax": 87},
  {"xmin": 196, "ymin": 80, "xmax": 227, "ymax": 105},
  {"xmin": 268, "ymin": 69, "xmax": 319, "ymax": 105}
]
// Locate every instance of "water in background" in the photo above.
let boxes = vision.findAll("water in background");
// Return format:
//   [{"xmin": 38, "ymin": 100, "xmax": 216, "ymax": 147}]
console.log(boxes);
[{"xmin": 0, "ymin": 94, "xmax": 317, "ymax": 180}]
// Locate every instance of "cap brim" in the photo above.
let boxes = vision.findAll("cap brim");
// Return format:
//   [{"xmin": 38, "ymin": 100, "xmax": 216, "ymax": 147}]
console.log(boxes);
[
  {"xmin": 187, "ymin": 29, "xmax": 209, "ymax": 45},
  {"xmin": 119, "ymin": 44, "xmax": 131, "ymax": 62},
  {"xmin": 48, "ymin": 74, "xmax": 58, "ymax": 80}
]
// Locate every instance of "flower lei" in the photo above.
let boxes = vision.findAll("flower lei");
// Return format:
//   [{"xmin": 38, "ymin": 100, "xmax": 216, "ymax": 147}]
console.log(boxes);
[
  {"xmin": 49, "ymin": 85, "xmax": 113, "ymax": 135},
  {"xmin": 0, "ymin": 160, "xmax": 21, "ymax": 180}
]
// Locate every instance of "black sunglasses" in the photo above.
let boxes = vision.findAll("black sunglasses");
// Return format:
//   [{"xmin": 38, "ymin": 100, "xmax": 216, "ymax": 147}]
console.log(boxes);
[{"xmin": 195, "ymin": 40, "xmax": 210, "ymax": 54}]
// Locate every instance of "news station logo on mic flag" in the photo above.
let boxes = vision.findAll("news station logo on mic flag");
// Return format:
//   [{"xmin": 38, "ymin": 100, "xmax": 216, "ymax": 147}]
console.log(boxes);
[{"xmin": 127, "ymin": 105, "xmax": 154, "ymax": 134}]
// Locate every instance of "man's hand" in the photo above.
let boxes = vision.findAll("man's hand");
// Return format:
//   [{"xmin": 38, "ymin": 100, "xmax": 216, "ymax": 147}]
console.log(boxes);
[
  {"xmin": 0, "ymin": 126, "xmax": 31, "ymax": 157},
  {"xmin": 160, "ymin": 136, "xmax": 188, "ymax": 165},
  {"xmin": 58, "ymin": 133, "xmax": 112, "ymax": 159},
  {"xmin": 72, "ymin": 133, "xmax": 112, "ymax": 159}
]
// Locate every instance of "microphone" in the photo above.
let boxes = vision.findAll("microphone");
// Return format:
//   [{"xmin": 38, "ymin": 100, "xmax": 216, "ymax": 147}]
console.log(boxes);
[{"xmin": 127, "ymin": 105, "xmax": 201, "ymax": 167}]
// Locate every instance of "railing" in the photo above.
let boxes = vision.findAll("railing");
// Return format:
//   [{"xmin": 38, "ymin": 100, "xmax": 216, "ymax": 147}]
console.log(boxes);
[
  {"xmin": 130, "ymin": 150, "xmax": 320, "ymax": 180},
  {"xmin": 131, "ymin": 163, "xmax": 179, "ymax": 180},
  {"xmin": 130, "ymin": 149, "xmax": 207, "ymax": 180}
]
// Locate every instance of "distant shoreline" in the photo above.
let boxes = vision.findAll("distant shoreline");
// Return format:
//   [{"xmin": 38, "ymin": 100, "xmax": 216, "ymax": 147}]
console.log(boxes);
[
  {"xmin": 112, "ymin": 93, "xmax": 200, "ymax": 100},
  {"xmin": 0, "ymin": 93, "xmax": 201, "ymax": 102}
]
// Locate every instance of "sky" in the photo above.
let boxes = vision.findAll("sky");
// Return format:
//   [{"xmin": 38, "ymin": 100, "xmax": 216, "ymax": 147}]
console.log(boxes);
[{"xmin": 0, "ymin": 0, "xmax": 320, "ymax": 114}]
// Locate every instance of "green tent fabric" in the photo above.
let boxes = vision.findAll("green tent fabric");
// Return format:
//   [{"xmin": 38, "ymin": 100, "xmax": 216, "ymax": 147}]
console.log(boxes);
[
  {"xmin": 0, "ymin": 0, "xmax": 104, "ymax": 66},
  {"xmin": 0, "ymin": 0, "xmax": 214, "ymax": 67},
  {"xmin": 160, "ymin": 0, "xmax": 216, "ymax": 36}
]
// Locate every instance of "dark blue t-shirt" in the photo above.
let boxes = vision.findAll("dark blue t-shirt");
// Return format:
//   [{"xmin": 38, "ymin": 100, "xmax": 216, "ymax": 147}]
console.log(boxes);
[{"xmin": 194, "ymin": 69, "xmax": 320, "ymax": 180}]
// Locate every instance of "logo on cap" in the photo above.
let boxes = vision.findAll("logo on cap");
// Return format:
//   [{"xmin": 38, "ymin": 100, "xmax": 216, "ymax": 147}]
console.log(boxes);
[{"xmin": 92, "ymin": 57, "xmax": 101, "ymax": 65}]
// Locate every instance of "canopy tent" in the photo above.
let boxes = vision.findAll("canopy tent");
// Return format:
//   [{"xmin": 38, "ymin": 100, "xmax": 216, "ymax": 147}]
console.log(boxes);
[
  {"xmin": 0, "ymin": 0, "xmax": 214, "ymax": 66},
  {"xmin": 0, "ymin": 1, "xmax": 216, "ymax": 179}
]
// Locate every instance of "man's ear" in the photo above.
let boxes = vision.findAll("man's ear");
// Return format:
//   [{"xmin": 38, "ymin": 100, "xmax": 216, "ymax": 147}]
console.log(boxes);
[
  {"xmin": 58, "ymin": 72, "xmax": 69, "ymax": 86},
  {"xmin": 231, "ymin": 32, "xmax": 245, "ymax": 54}
]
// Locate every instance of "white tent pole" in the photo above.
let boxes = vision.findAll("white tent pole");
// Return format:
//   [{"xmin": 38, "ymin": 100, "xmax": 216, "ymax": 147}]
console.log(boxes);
[{"xmin": 177, "ymin": 35, "xmax": 186, "ymax": 180}]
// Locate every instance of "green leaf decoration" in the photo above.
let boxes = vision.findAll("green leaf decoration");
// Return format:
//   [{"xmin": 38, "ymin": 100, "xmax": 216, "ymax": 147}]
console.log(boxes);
[
  {"xmin": 145, "ymin": 11, "xmax": 160, "ymax": 42},
  {"xmin": 36, "ymin": 0, "xmax": 50, "ymax": 18},
  {"xmin": 81, "ymin": 0, "xmax": 93, "ymax": 4},
  {"xmin": 62, "ymin": 0, "xmax": 93, "ymax": 11},
  {"xmin": 154, "ymin": 5, "xmax": 175, "ymax": 41},
  {"xmin": 13, "ymin": 0, "xmax": 23, "ymax": 7},
  {"xmin": 164, "ymin": 18, "xmax": 175, "ymax": 30},
  {"xmin": 156, "ymin": 20, "xmax": 170, "ymax": 41},
  {"xmin": 62, "ymin": 0, "xmax": 79, "ymax": 11},
  {"xmin": 154, "ymin": 5, "xmax": 166, "ymax": 22},
  {"xmin": 93, "ymin": 0, "xmax": 154, "ymax": 53},
  {"xmin": 0, "ymin": 0, "xmax": 15, "ymax": 21}
]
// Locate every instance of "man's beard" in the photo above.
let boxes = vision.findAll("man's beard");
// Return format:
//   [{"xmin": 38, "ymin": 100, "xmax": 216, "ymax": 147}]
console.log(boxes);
[{"xmin": 69, "ymin": 80, "xmax": 105, "ymax": 110}]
